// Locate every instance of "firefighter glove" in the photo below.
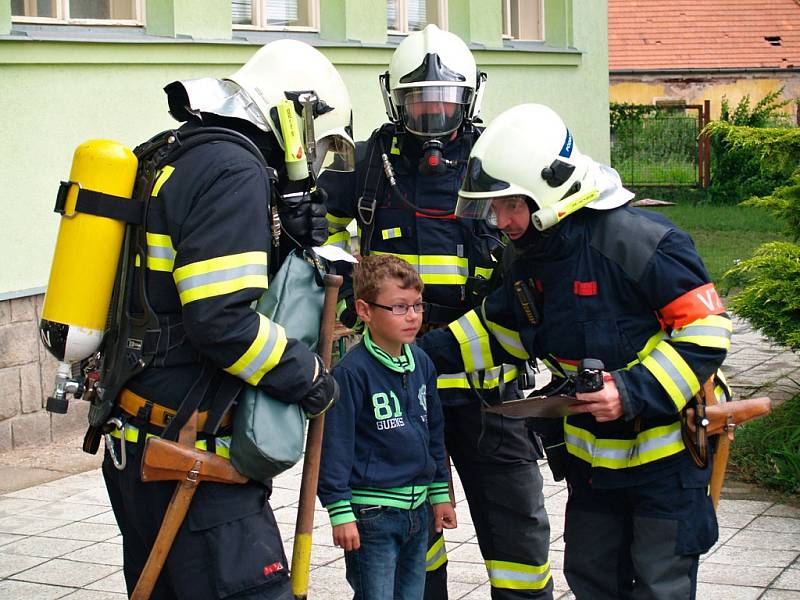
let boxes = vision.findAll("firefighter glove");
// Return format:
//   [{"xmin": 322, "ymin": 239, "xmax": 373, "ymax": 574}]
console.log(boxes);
[
  {"xmin": 278, "ymin": 186, "xmax": 329, "ymax": 248},
  {"xmin": 302, "ymin": 354, "xmax": 338, "ymax": 418}
]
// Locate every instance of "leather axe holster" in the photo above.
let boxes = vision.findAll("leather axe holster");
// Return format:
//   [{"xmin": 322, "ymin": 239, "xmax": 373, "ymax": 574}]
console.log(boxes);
[{"xmin": 130, "ymin": 411, "xmax": 247, "ymax": 600}]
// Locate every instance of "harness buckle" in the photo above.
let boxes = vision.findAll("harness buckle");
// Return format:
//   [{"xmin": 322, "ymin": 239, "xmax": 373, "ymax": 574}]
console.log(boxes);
[
  {"xmin": 357, "ymin": 196, "xmax": 377, "ymax": 226},
  {"xmin": 103, "ymin": 417, "xmax": 127, "ymax": 471}
]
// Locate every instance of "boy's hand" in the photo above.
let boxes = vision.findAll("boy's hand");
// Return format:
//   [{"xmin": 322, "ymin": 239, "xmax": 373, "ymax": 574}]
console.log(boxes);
[
  {"xmin": 432, "ymin": 503, "xmax": 457, "ymax": 532},
  {"xmin": 332, "ymin": 522, "xmax": 360, "ymax": 551}
]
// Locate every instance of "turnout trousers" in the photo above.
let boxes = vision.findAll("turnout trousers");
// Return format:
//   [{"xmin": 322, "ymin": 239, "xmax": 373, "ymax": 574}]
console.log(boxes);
[
  {"xmin": 563, "ymin": 460, "xmax": 718, "ymax": 600},
  {"xmin": 425, "ymin": 402, "xmax": 553, "ymax": 600},
  {"xmin": 103, "ymin": 435, "xmax": 293, "ymax": 600}
]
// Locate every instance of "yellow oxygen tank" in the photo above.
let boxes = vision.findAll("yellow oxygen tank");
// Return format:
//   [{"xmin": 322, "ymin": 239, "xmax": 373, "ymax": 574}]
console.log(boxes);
[{"xmin": 40, "ymin": 140, "xmax": 138, "ymax": 366}]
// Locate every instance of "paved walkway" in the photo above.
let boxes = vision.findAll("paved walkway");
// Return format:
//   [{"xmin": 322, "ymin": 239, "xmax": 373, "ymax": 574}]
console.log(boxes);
[{"xmin": 0, "ymin": 317, "xmax": 799, "ymax": 599}]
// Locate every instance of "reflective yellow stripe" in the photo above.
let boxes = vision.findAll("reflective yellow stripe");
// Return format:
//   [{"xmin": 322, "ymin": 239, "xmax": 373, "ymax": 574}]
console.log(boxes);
[
  {"xmin": 381, "ymin": 227, "xmax": 403, "ymax": 240},
  {"xmin": 426, "ymin": 533, "xmax": 447, "ymax": 571},
  {"xmin": 449, "ymin": 310, "xmax": 494, "ymax": 373},
  {"xmin": 371, "ymin": 251, "xmax": 469, "ymax": 286},
  {"xmin": 641, "ymin": 342, "xmax": 700, "ymax": 411},
  {"xmin": 173, "ymin": 251, "xmax": 268, "ymax": 305},
  {"xmin": 145, "ymin": 232, "xmax": 176, "ymax": 272},
  {"xmin": 325, "ymin": 213, "xmax": 351, "ymax": 227},
  {"xmin": 226, "ymin": 314, "xmax": 287, "ymax": 385},
  {"xmin": 325, "ymin": 229, "xmax": 351, "ymax": 250},
  {"xmin": 437, "ymin": 365, "xmax": 518, "ymax": 390},
  {"xmin": 484, "ymin": 317, "xmax": 528, "ymax": 360},
  {"xmin": 109, "ymin": 426, "xmax": 231, "ymax": 459},
  {"xmin": 390, "ymin": 136, "xmax": 400, "ymax": 155},
  {"xmin": 485, "ymin": 559, "xmax": 551, "ymax": 591},
  {"xmin": 564, "ymin": 420, "xmax": 685, "ymax": 469},
  {"xmin": 671, "ymin": 314, "xmax": 732, "ymax": 350},
  {"xmin": 151, "ymin": 165, "xmax": 175, "ymax": 197},
  {"xmin": 474, "ymin": 266, "xmax": 494, "ymax": 280}
]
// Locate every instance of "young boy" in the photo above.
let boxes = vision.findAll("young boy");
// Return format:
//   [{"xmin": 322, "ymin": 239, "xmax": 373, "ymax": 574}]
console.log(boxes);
[{"xmin": 318, "ymin": 254, "xmax": 457, "ymax": 600}]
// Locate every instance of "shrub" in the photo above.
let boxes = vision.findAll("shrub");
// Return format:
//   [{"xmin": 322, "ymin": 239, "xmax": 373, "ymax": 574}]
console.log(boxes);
[
  {"xmin": 729, "ymin": 394, "xmax": 800, "ymax": 495},
  {"xmin": 719, "ymin": 87, "xmax": 793, "ymax": 127},
  {"xmin": 705, "ymin": 120, "xmax": 800, "ymax": 205}
]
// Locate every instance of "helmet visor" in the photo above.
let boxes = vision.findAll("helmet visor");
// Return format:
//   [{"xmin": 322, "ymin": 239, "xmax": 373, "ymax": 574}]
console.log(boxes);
[
  {"xmin": 394, "ymin": 86, "xmax": 473, "ymax": 136},
  {"xmin": 455, "ymin": 195, "xmax": 492, "ymax": 220},
  {"xmin": 313, "ymin": 135, "xmax": 356, "ymax": 175}
]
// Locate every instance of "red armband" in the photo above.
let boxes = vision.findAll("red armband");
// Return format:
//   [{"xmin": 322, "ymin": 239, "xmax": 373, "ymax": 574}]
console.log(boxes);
[{"xmin": 659, "ymin": 283, "xmax": 724, "ymax": 330}]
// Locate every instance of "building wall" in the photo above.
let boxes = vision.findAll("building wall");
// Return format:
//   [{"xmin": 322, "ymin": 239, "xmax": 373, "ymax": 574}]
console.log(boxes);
[
  {"xmin": 610, "ymin": 72, "xmax": 800, "ymax": 122},
  {"xmin": 0, "ymin": 0, "xmax": 609, "ymax": 450}
]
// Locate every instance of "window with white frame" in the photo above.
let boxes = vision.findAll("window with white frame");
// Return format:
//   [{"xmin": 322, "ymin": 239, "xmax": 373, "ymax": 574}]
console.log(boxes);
[
  {"xmin": 502, "ymin": 0, "xmax": 543, "ymax": 41},
  {"xmin": 11, "ymin": 0, "xmax": 142, "ymax": 23},
  {"xmin": 387, "ymin": 0, "xmax": 447, "ymax": 34},
  {"xmin": 232, "ymin": 0, "xmax": 318, "ymax": 30}
]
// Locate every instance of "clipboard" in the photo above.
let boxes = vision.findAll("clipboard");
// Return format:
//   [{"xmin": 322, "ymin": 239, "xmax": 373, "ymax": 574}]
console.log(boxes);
[{"xmin": 482, "ymin": 394, "xmax": 582, "ymax": 418}]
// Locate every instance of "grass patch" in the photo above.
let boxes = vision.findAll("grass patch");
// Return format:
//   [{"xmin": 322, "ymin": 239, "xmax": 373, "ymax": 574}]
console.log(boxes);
[
  {"xmin": 643, "ymin": 204, "xmax": 789, "ymax": 287},
  {"xmin": 729, "ymin": 394, "xmax": 800, "ymax": 496}
]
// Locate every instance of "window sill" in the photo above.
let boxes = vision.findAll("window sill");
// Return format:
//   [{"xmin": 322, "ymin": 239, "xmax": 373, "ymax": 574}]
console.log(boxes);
[{"xmin": 1, "ymin": 24, "xmax": 582, "ymax": 67}]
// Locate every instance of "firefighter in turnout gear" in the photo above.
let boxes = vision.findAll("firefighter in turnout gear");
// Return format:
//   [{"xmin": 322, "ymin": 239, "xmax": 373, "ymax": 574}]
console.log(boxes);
[
  {"xmin": 99, "ymin": 40, "xmax": 354, "ymax": 599},
  {"xmin": 320, "ymin": 26, "xmax": 552, "ymax": 600},
  {"xmin": 419, "ymin": 103, "xmax": 731, "ymax": 600}
]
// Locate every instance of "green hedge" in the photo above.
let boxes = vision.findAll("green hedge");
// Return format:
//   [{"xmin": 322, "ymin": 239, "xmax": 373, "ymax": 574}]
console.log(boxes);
[{"xmin": 705, "ymin": 122, "xmax": 799, "ymax": 205}]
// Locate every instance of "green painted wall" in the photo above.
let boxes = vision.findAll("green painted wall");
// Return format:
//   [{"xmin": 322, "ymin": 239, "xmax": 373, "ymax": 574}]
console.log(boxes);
[{"xmin": 0, "ymin": 0, "xmax": 607, "ymax": 297}]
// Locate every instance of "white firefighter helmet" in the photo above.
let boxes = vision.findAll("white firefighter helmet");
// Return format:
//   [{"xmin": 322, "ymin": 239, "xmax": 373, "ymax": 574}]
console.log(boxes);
[
  {"xmin": 381, "ymin": 24, "xmax": 485, "ymax": 137},
  {"xmin": 457, "ymin": 103, "xmax": 633, "ymax": 231},
  {"xmin": 165, "ymin": 39, "xmax": 355, "ymax": 177}
]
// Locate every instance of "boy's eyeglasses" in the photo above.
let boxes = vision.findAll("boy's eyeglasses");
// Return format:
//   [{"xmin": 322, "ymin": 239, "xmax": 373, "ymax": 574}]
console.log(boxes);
[{"xmin": 366, "ymin": 301, "xmax": 428, "ymax": 315}]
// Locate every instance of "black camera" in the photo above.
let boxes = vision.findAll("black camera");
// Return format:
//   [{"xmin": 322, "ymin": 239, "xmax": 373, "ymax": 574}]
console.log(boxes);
[{"xmin": 575, "ymin": 358, "xmax": 605, "ymax": 393}]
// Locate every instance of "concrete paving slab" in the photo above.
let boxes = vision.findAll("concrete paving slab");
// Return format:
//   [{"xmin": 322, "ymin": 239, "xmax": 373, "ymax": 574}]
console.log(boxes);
[
  {"xmin": 0, "ymin": 579, "xmax": 73, "ymax": 599},
  {"xmin": 704, "ymin": 546, "xmax": 799, "ymax": 568},
  {"xmin": 60, "ymin": 542, "xmax": 124, "ymax": 566},
  {"xmin": 697, "ymin": 562, "xmax": 783, "ymax": 587},
  {"xmin": 761, "ymin": 591, "xmax": 800, "ymax": 600},
  {"xmin": 10, "ymin": 558, "xmax": 118, "ymax": 588},
  {"xmin": 696, "ymin": 582, "xmax": 762, "ymax": 600},
  {"xmin": 725, "ymin": 529, "xmax": 800, "ymax": 551},
  {"xmin": 747, "ymin": 515, "xmax": 800, "ymax": 533},
  {"xmin": 0, "ymin": 552, "xmax": 48, "ymax": 578},
  {"xmin": 83, "ymin": 569, "xmax": 126, "ymax": 593},
  {"xmin": 0, "ymin": 536, "xmax": 92, "ymax": 559},
  {"xmin": 774, "ymin": 568, "xmax": 800, "ymax": 591}
]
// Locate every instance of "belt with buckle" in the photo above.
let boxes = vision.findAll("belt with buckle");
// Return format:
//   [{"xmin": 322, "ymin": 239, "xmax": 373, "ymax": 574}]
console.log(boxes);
[{"xmin": 118, "ymin": 388, "xmax": 231, "ymax": 431}]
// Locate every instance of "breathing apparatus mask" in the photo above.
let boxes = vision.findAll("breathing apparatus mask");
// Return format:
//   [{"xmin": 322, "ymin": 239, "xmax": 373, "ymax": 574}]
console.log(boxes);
[
  {"xmin": 164, "ymin": 39, "xmax": 355, "ymax": 248},
  {"xmin": 456, "ymin": 103, "xmax": 634, "ymax": 232},
  {"xmin": 380, "ymin": 24, "xmax": 486, "ymax": 177}
]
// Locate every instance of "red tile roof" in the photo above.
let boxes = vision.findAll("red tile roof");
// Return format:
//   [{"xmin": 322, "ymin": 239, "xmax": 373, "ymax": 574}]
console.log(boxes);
[{"xmin": 608, "ymin": 0, "xmax": 800, "ymax": 71}]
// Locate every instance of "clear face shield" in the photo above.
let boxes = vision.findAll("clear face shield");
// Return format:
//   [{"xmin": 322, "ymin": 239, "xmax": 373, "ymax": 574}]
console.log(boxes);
[
  {"xmin": 456, "ymin": 156, "xmax": 515, "ymax": 220},
  {"xmin": 393, "ymin": 86, "xmax": 473, "ymax": 137},
  {"xmin": 312, "ymin": 134, "xmax": 355, "ymax": 176}
]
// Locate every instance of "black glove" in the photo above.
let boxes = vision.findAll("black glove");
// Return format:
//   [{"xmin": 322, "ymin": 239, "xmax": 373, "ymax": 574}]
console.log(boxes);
[
  {"xmin": 277, "ymin": 186, "xmax": 329, "ymax": 248},
  {"xmin": 301, "ymin": 355, "xmax": 339, "ymax": 418}
]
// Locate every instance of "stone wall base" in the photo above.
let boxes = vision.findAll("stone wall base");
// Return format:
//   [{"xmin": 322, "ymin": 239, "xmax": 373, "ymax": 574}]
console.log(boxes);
[{"xmin": 0, "ymin": 294, "xmax": 90, "ymax": 452}]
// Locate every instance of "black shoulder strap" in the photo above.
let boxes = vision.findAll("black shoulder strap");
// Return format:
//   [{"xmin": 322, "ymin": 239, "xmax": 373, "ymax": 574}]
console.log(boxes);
[{"xmin": 356, "ymin": 124, "xmax": 395, "ymax": 256}]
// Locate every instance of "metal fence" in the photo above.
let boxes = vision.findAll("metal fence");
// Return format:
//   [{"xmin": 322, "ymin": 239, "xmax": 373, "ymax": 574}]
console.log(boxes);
[{"xmin": 610, "ymin": 103, "xmax": 709, "ymax": 187}]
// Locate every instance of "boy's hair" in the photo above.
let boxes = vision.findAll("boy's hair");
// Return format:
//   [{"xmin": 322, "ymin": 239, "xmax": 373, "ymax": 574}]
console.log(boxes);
[{"xmin": 353, "ymin": 255, "xmax": 423, "ymax": 302}]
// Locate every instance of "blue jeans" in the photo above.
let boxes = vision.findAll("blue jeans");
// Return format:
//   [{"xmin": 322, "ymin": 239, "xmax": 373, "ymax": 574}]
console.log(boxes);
[{"xmin": 345, "ymin": 503, "xmax": 429, "ymax": 600}]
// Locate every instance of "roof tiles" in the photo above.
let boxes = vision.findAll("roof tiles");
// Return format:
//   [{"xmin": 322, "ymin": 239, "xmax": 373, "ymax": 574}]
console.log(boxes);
[{"xmin": 608, "ymin": 0, "xmax": 800, "ymax": 71}]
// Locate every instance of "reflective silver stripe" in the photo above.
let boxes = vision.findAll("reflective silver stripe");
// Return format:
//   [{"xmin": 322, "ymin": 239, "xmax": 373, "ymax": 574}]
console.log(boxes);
[
  {"xmin": 148, "ymin": 245, "xmax": 175, "ymax": 260},
  {"xmin": 175, "ymin": 263, "xmax": 267, "ymax": 295},
  {"xmin": 417, "ymin": 264, "xmax": 469, "ymax": 277},
  {"xmin": 672, "ymin": 325, "xmax": 732, "ymax": 341},
  {"xmin": 488, "ymin": 567, "xmax": 551, "ymax": 585},
  {"xmin": 239, "ymin": 321, "xmax": 283, "ymax": 381},
  {"xmin": 455, "ymin": 314, "xmax": 491, "ymax": 371},
  {"xmin": 647, "ymin": 347, "xmax": 694, "ymax": 400},
  {"xmin": 426, "ymin": 538, "xmax": 447, "ymax": 570}
]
